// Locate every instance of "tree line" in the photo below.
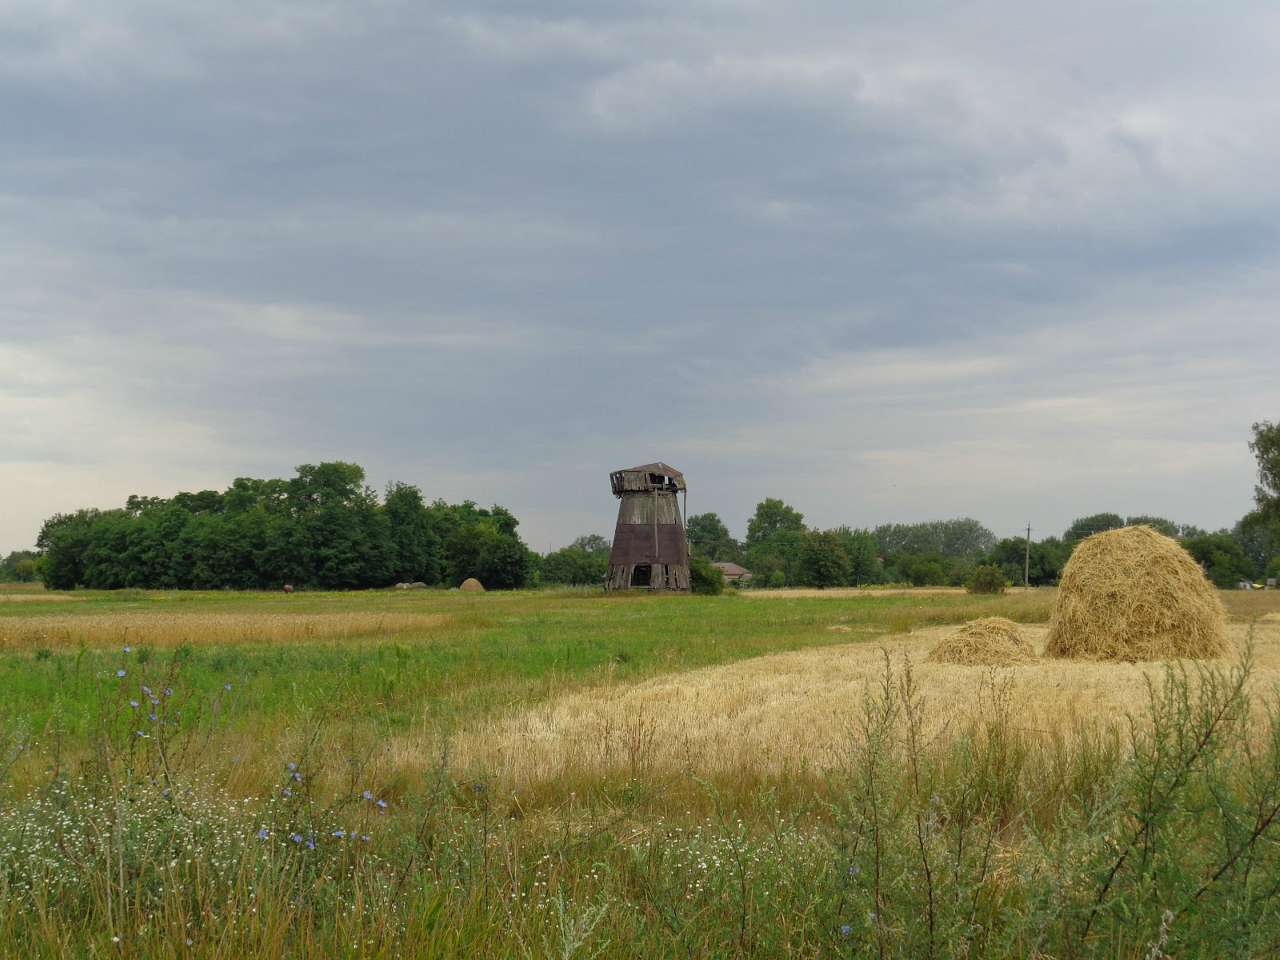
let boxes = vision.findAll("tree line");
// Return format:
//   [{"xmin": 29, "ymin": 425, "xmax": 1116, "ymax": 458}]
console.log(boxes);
[
  {"xmin": 32, "ymin": 462, "xmax": 533, "ymax": 590},
  {"xmin": 15, "ymin": 421, "xmax": 1279, "ymax": 592}
]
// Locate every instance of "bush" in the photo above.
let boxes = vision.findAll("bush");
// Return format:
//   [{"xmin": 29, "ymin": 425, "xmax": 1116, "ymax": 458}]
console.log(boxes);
[
  {"xmin": 689, "ymin": 556, "xmax": 724, "ymax": 595},
  {"xmin": 967, "ymin": 563, "xmax": 1007, "ymax": 595}
]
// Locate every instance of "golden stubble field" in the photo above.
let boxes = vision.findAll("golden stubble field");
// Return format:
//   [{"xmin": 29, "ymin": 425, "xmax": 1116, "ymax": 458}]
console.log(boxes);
[{"xmin": 436, "ymin": 613, "xmax": 1280, "ymax": 791}]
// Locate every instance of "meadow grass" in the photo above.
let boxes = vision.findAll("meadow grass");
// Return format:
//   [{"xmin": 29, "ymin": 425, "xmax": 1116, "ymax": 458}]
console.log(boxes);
[{"xmin": 2, "ymin": 586, "xmax": 1280, "ymax": 958}]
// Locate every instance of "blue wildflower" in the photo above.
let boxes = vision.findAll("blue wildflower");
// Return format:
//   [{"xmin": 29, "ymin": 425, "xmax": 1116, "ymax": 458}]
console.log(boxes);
[
  {"xmin": 840, "ymin": 924, "xmax": 852, "ymax": 938},
  {"xmin": 149, "ymin": 712, "xmax": 158, "ymax": 722},
  {"xmin": 256, "ymin": 828, "xmax": 270, "ymax": 840},
  {"xmin": 130, "ymin": 700, "xmax": 140, "ymax": 709},
  {"xmin": 333, "ymin": 829, "xmax": 347, "ymax": 839},
  {"xmin": 361, "ymin": 790, "xmax": 373, "ymax": 801},
  {"xmin": 282, "ymin": 788, "xmax": 293, "ymax": 798},
  {"xmin": 376, "ymin": 799, "xmax": 387, "ymax": 809},
  {"xmin": 847, "ymin": 865, "xmax": 860, "ymax": 877},
  {"xmin": 306, "ymin": 837, "xmax": 316, "ymax": 850},
  {"xmin": 287, "ymin": 762, "xmax": 297, "ymax": 772},
  {"xmin": 290, "ymin": 833, "xmax": 303, "ymax": 844},
  {"xmin": 116, "ymin": 669, "xmax": 127, "ymax": 678},
  {"xmin": 360, "ymin": 834, "xmax": 371, "ymax": 842},
  {"xmin": 142, "ymin": 685, "xmax": 152, "ymax": 696},
  {"xmin": 163, "ymin": 687, "xmax": 173, "ymax": 697},
  {"xmin": 224, "ymin": 683, "xmax": 232, "ymax": 692},
  {"xmin": 123, "ymin": 646, "xmax": 132, "ymax": 654},
  {"xmin": 135, "ymin": 730, "xmax": 147, "ymax": 738}
]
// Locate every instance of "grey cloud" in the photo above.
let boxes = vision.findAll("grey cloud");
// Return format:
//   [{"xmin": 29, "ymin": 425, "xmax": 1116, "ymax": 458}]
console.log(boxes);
[{"xmin": 1, "ymin": 0, "xmax": 1276, "ymax": 551}]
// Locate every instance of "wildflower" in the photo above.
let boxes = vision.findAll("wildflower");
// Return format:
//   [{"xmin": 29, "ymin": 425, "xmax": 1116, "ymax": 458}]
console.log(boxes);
[
  {"xmin": 333, "ymin": 829, "xmax": 347, "ymax": 839},
  {"xmin": 361, "ymin": 790, "xmax": 373, "ymax": 801},
  {"xmin": 256, "ymin": 828, "xmax": 270, "ymax": 840},
  {"xmin": 287, "ymin": 762, "xmax": 297, "ymax": 771},
  {"xmin": 135, "ymin": 731, "xmax": 148, "ymax": 738},
  {"xmin": 163, "ymin": 687, "xmax": 173, "ymax": 697},
  {"xmin": 292, "ymin": 772, "xmax": 303, "ymax": 783},
  {"xmin": 142, "ymin": 685, "xmax": 152, "ymax": 696},
  {"xmin": 149, "ymin": 697, "xmax": 159, "ymax": 706},
  {"xmin": 185, "ymin": 939, "xmax": 193, "ymax": 947},
  {"xmin": 116, "ymin": 669, "xmax": 127, "ymax": 678},
  {"xmin": 375, "ymin": 799, "xmax": 387, "ymax": 809},
  {"xmin": 223, "ymin": 682, "xmax": 232, "ymax": 691},
  {"xmin": 282, "ymin": 788, "xmax": 293, "ymax": 798},
  {"xmin": 123, "ymin": 646, "xmax": 132, "ymax": 654},
  {"xmin": 290, "ymin": 833, "xmax": 303, "ymax": 844},
  {"xmin": 149, "ymin": 713, "xmax": 158, "ymax": 722},
  {"xmin": 360, "ymin": 834, "xmax": 371, "ymax": 842},
  {"xmin": 847, "ymin": 865, "xmax": 860, "ymax": 877},
  {"xmin": 840, "ymin": 924, "xmax": 853, "ymax": 938},
  {"xmin": 130, "ymin": 700, "xmax": 140, "ymax": 709},
  {"xmin": 306, "ymin": 837, "xmax": 316, "ymax": 850}
]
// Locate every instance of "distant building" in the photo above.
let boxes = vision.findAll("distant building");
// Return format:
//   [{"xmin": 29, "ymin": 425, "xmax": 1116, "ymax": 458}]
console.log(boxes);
[{"xmin": 712, "ymin": 561, "xmax": 752, "ymax": 585}]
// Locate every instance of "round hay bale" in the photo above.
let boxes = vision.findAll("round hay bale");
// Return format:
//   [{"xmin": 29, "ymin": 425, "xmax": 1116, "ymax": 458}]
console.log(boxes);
[
  {"xmin": 459, "ymin": 577, "xmax": 485, "ymax": 593},
  {"xmin": 927, "ymin": 617, "xmax": 1036, "ymax": 666},
  {"xmin": 1044, "ymin": 525, "xmax": 1228, "ymax": 662}
]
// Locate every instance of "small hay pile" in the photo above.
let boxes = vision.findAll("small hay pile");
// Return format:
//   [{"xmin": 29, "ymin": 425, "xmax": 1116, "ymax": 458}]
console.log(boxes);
[
  {"xmin": 459, "ymin": 578, "xmax": 485, "ymax": 593},
  {"xmin": 1045, "ymin": 525, "xmax": 1228, "ymax": 662},
  {"xmin": 927, "ymin": 617, "xmax": 1037, "ymax": 666}
]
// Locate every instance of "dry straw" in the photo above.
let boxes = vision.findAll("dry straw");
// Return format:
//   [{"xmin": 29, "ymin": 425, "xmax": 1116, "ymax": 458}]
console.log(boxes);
[
  {"xmin": 1045, "ymin": 525, "xmax": 1228, "ymax": 662},
  {"xmin": 926, "ymin": 617, "xmax": 1037, "ymax": 666},
  {"xmin": 459, "ymin": 578, "xmax": 485, "ymax": 593}
]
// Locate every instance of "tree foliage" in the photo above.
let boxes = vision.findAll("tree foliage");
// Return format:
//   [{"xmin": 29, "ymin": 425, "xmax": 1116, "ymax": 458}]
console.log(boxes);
[
  {"xmin": 1183, "ymin": 533, "xmax": 1254, "ymax": 588},
  {"xmin": 1063, "ymin": 513, "xmax": 1126, "ymax": 543},
  {"xmin": 1251, "ymin": 420, "xmax": 1280, "ymax": 519},
  {"xmin": 687, "ymin": 513, "xmax": 740, "ymax": 562},
  {"xmin": 872, "ymin": 518, "xmax": 995, "ymax": 561},
  {"xmin": 35, "ymin": 463, "xmax": 531, "ymax": 591}
]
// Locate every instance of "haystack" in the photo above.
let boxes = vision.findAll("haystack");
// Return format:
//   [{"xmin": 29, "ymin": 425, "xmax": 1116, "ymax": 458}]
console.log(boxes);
[
  {"xmin": 1044, "ymin": 525, "xmax": 1228, "ymax": 662},
  {"xmin": 459, "ymin": 578, "xmax": 485, "ymax": 593},
  {"xmin": 927, "ymin": 617, "xmax": 1037, "ymax": 666}
]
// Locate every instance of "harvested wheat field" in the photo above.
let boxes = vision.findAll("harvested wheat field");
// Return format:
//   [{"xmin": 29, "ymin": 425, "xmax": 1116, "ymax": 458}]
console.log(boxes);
[
  {"xmin": 1046, "ymin": 525, "xmax": 1229, "ymax": 661},
  {"xmin": 926, "ymin": 616, "xmax": 1037, "ymax": 666},
  {"xmin": 0, "ymin": 611, "xmax": 451, "ymax": 649},
  {"xmin": 440, "ymin": 619, "xmax": 1278, "ymax": 788}
]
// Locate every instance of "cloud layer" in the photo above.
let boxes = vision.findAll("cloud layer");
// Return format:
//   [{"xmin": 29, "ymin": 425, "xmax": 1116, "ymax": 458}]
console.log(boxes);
[{"xmin": 2, "ymin": 1, "xmax": 1275, "ymax": 552}]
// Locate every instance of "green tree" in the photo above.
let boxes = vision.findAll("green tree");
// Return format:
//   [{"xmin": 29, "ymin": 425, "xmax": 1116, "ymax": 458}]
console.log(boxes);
[
  {"xmin": 744, "ymin": 499, "xmax": 805, "ymax": 586},
  {"xmin": 384, "ymin": 482, "xmax": 443, "ymax": 584},
  {"xmin": 1063, "ymin": 513, "xmax": 1125, "ymax": 543},
  {"xmin": 0, "ymin": 550, "xmax": 39, "ymax": 582},
  {"xmin": 1233, "ymin": 510, "xmax": 1280, "ymax": 579},
  {"xmin": 569, "ymin": 534, "xmax": 611, "ymax": 555},
  {"xmin": 1183, "ymin": 533, "xmax": 1253, "ymax": 588},
  {"xmin": 873, "ymin": 519, "xmax": 996, "ymax": 560},
  {"xmin": 687, "ymin": 513, "xmax": 740, "ymax": 562},
  {"xmin": 796, "ymin": 530, "xmax": 852, "ymax": 588},
  {"xmin": 832, "ymin": 526, "xmax": 882, "ymax": 585},
  {"xmin": 745, "ymin": 498, "xmax": 805, "ymax": 548},
  {"xmin": 987, "ymin": 536, "xmax": 1069, "ymax": 586},
  {"xmin": 1251, "ymin": 420, "xmax": 1280, "ymax": 519},
  {"xmin": 689, "ymin": 555, "xmax": 725, "ymax": 595},
  {"xmin": 37, "ymin": 510, "xmax": 101, "ymax": 590},
  {"xmin": 541, "ymin": 546, "xmax": 608, "ymax": 586}
]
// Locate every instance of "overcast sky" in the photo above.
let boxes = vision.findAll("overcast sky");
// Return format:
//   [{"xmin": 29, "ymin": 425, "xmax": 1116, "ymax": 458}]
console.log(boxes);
[{"xmin": 2, "ymin": 1, "xmax": 1276, "ymax": 554}]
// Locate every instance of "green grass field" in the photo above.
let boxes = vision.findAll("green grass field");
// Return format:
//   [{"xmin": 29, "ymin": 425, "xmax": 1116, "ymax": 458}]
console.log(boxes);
[{"xmin": 2, "ymin": 583, "xmax": 1280, "ymax": 958}]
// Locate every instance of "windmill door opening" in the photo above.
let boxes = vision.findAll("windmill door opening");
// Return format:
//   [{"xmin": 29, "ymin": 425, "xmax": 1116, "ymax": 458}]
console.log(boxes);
[{"xmin": 630, "ymin": 565, "xmax": 652, "ymax": 588}]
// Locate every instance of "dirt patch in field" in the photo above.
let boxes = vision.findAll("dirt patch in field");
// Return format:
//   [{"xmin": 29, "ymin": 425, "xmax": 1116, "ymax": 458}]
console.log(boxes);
[
  {"xmin": 431, "ymin": 621, "xmax": 1277, "ymax": 789},
  {"xmin": 0, "ymin": 593, "xmax": 84, "ymax": 603}
]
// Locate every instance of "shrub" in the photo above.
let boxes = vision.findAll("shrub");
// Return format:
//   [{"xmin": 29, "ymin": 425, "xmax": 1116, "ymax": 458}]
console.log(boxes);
[
  {"xmin": 967, "ymin": 563, "xmax": 1007, "ymax": 594},
  {"xmin": 689, "ymin": 556, "xmax": 724, "ymax": 595}
]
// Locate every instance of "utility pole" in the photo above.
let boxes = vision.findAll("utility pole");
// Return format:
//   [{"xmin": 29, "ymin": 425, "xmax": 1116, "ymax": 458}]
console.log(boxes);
[{"xmin": 1024, "ymin": 523, "xmax": 1031, "ymax": 590}]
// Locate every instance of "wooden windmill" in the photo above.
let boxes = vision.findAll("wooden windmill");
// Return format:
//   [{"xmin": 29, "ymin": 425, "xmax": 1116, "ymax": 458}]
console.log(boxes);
[{"xmin": 605, "ymin": 462, "xmax": 690, "ymax": 591}]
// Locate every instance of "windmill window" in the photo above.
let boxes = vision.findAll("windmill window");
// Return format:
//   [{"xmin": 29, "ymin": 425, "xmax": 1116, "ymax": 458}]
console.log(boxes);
[{"xmin": 631, "ymin": 565, "xmax": 652, "ymax": 587}]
